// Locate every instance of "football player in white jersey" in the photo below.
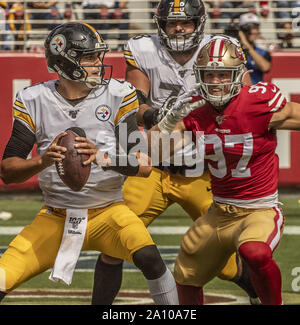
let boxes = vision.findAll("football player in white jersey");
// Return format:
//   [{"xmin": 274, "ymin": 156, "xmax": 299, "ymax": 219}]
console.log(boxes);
[
  {"xmin": 0, "ymin": 22, "xmax": 179, "ymax": 305},
  {"xmin": 92, "ymin": 0, "xmax": 259, "ymax": 305}
]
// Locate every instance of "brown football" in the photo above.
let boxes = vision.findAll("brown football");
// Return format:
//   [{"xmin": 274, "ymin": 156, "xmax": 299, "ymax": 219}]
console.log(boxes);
[{"xmin": 55, "ymin": 127, "xmax": 91, "ymax": 191}]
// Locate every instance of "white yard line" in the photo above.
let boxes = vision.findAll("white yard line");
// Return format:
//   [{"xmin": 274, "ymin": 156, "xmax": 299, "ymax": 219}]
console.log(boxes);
[
  {"xmin": 0, "ymin": 225, "xmax": 300, "ymax": 235},
  {"xmin": 4, "ymin": 289, "xmax": 248, "ymax": 305}
]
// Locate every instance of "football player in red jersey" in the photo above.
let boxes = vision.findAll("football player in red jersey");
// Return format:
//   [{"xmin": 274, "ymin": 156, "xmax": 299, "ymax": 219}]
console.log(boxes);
[{"xmin": 148, "ymin": 37, "xmax": 300, "ymax": 305}]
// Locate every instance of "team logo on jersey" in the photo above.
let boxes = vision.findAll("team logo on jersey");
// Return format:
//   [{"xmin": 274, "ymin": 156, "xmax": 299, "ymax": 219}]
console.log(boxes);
[
  {"xmin": 95, "ymin": 105, "xmax": 111, "ymax": 121},
  {"xmin": 178, "ymin": 69, "xmax": 188, "ymax": 78},
  {"xmin": 69, "ymin": 109, "xmax": 79, "ymax": 119},
  {"xmin": 50, "ymin": 34, "xmax": 66, "ymax": 55}
]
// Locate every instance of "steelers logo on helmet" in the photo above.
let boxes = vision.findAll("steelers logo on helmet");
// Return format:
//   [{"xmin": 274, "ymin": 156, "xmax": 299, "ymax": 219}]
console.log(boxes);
[
  {"xmin": 50, "ymin": 34, "xmax": 67, "ymax": 55},
  {"xmin": 45, "ymin": 22, "xmax": 112, "ymax": 87},
  {"xmin": 95, "ymin": 105, "xmax": 111, "ymax": 121}
]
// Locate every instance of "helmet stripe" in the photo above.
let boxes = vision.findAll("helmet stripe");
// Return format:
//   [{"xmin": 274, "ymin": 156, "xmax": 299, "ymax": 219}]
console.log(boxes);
[
  {"xmin": 210, "ymin": 39, "xmax": 225, "ymax": 62},
  {"xmin": 217, "ymin": 39, "xmax": 225, "ymax": 61},
  {"xmin": 209, "ymin": 40, "xmax": 216, "ymax": 61},
  {"xmin": 173, "ymin": 0, "xmax": 180, "ymax": 12},
  {"xmin": 80, "ymin": 22, "xmax": 103, "ymax": 43}
]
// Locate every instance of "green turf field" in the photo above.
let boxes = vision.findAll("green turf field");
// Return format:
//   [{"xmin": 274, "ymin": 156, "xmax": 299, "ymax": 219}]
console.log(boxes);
[{"xmin": 0, "ymin": 193, "xmax": 300, "ymax": 305}]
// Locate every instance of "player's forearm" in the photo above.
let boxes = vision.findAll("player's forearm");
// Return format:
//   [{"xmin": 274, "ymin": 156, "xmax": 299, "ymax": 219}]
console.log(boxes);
[
  {"xmin": 279, "ymin": 110, "xmax": 300, "ymax": 130},
  {"xmin": 136, "ymin": 103, "xmax": 151, "ymax": 126},
  {"xmin": 1, "ymin": 155, "xmax": 46, "ymax": 184},
  {"xmin": 135, "ymin": 152, "xmax": 152, "ymax": 177}
]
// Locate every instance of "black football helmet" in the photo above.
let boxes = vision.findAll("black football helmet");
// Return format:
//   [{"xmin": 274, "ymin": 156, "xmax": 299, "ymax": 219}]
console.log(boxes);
[
  {"xmin": 44, "ymin": 22, "xmax": 112, "ymax": 88},
  {"xmin": 154, "ymin": 0, "xmax": 207, "ymax": 52}
]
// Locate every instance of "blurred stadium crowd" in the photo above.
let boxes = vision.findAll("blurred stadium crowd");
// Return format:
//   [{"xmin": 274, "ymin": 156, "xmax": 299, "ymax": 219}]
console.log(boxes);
[{"xmin": 0, "ymin": 1, "xmax": 299, "ymax": 51}]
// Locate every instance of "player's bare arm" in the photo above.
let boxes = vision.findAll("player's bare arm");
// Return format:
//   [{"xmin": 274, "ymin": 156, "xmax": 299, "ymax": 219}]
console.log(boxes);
[
  {"xmin": 1, "ymin": 133, "xmax": 67, "ymax": 184},
  {"xmin": 134, "ymin": 152, "xmax": 152, "ymax": 177},
  {"xmin": 269, "ymin": 102, "xmax": 300, "ymax": 130}
]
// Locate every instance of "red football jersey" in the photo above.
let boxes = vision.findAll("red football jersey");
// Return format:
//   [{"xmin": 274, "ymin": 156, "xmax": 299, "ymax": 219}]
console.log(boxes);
[{"xmin": 183, "ymin": 82, "xmax": 287, "ymax": 201}]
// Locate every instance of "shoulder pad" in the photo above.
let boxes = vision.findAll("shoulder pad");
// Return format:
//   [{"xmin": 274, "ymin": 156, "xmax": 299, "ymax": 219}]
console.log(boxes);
[
  {"xmin": 124, "ymin": 35, "xmax": 159, "ymax": 70},
  {"xmin": 108, "ymin": 79, "xmax": 136, "ymax": 98},
  {"xmin": 19, "ymin": 81, "xmax": 48, "ymax": 101}
]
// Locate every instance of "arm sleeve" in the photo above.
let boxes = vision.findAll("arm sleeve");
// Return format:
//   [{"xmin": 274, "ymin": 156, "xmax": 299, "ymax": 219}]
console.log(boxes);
[
  {"xmin": 105, "ymin": 113, "xmax": 148, "ymax": 176},
  {"xmin": 2, "ymin": 119, "xmax": 35, "ymax": 160},
  {"xmin": 115, "ymin": 112, "xmax": 148, "ymax": 154}
]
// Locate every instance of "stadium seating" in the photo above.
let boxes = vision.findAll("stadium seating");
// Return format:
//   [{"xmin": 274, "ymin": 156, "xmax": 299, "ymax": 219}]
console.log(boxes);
[{"xmin": 0, "ymin": 0, "xmax": 299, "ymax": 51}]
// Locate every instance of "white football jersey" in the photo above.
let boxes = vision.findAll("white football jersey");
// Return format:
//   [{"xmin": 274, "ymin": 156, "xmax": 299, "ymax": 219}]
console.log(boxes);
[
  {"xmin": 124, "ymin": 34, "xmax": 240, "ymax": 110},
  {"xmin": 13, "ymin": 79, "xmax": 139, "ymax": 209},
  {"xmin": 123, "ymin": 33, "xmax": 240, "ymax": 176}
]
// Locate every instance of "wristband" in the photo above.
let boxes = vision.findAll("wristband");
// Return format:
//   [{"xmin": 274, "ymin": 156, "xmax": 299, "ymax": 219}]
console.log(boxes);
[{"xmin": 143, "ymin": 108, "xmax": 159, "ymax": 129}]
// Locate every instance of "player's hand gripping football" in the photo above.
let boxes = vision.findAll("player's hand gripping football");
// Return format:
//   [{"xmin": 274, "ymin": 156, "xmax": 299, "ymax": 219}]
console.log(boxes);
[
  {"xmin": 42, "ymin": 132, "xmax": 98, "ymax": 166},
  {"xmin": 74, "ymin": 137, "xmax": 100, "ymax": 166},
  {"xmin": 158, "ymin": 84, "xmax": 205, "ymax": 134},
  {"xmin": 42, "ymin": 132, "xmax": 67, "ymax": 168}
]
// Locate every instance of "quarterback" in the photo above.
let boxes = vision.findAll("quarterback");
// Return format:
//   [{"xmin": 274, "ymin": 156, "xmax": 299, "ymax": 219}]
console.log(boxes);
[
  {"xmin": 148, "ymin": 37, "xmax": 300, "ymax": 304},
  {"xmin": 0, "ymin": 22, "xmax": 179, "ymax": 305},
  {"xmin": 92, "ymin": 0, "xmax": 259, "ymax": 305}
]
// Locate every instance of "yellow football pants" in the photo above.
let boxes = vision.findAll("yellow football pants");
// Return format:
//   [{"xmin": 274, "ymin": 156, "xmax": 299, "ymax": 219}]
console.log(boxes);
[
  {"xmin": 122, "ymin": 168, "xmax": 238, "ymax": 281},
  {"xmin": 0, "ymin": 202, "xmax": 154, "ymax": 293}
]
